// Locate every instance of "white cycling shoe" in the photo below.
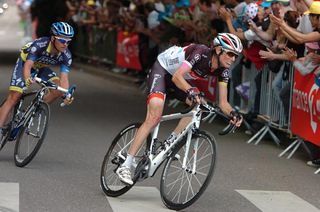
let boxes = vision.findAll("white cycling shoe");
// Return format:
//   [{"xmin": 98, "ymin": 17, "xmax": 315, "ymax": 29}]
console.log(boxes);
[{"xmin": 116, "ymin": 165, "xmax": 133, "ymax": 185}]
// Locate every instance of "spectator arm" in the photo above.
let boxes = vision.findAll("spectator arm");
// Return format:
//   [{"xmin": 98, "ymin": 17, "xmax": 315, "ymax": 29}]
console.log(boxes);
[
  {"xmin": 280, "ymin": 23, "xmax": 320, "ymax": 43},
  {"xmin": 225, "ymin": 18, "xmax": 245, "ymax": 41},
  {"xmin": 252, "ymin": 26, "xmax": 273, "ymax": 41}
]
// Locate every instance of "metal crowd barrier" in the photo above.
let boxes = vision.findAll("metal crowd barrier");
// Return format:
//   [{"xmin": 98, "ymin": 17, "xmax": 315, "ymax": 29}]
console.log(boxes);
[{"xmin": 73, "ymin": 25, "xmax": 117, "ymax": 64}]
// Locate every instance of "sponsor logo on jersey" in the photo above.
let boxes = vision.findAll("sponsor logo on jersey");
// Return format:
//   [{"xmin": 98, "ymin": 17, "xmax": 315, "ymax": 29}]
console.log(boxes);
[
  {"xmin": 150, "ymin": 74, "xmax": 161, "ymax": 92},
  {"xmin": 194, "ymin": 54, "xmax": 200, "ymax": 62},
  {"xmin": 37, "ymin": 41, "xmax": 48, "ymax": 48},
  {"xmin": 31, "ymin": 47, "xmax": 37, "ymax": 53},
  {"xmin": 168, "ymin": 57, "xmax": 179, "ymax": 66},
  {"xmin": 37, "ymin": 56, "xmax": 58, "ymax": 65}
]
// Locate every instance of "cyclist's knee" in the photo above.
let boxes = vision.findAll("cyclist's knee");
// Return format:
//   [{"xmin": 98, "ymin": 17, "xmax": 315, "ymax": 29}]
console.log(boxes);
[
  {"xmin": 50, "ymin": 90, "xmax": 63, "ymax": 99},
  {"xmin": 145, "ymin": 114, "xmax": 161, "ymax": 127}
]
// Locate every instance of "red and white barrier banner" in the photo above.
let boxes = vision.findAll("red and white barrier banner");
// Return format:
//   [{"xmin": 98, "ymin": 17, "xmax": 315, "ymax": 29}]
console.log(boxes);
[
  {"xmin": 116, "ymin": 31, "xmax": 142, "ymax": 71},
  {"xmin": 291, "ymin": 70, "xmax": 320, "ymax": 146},
  {"xmin": 191, "ymin": 76, "xmax": 217, "ymax": 102}
]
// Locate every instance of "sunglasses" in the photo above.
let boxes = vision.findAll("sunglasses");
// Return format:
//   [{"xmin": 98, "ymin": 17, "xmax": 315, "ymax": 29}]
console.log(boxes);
[
  {"xmin": 224, "ymin": 50, "xmax": 238, "ymax": 58},
  {"xmin": 55, "ymin": 37, "xmax": 72, "ymax": 45}
]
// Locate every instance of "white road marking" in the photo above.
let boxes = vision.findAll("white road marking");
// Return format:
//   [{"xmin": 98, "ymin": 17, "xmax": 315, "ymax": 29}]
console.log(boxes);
[
  {"xmin": 0, "ymin": 183, "xmax": 19, "ymax": 212},
  {"xmin": 236, "ymin": 190, "xmax": 320, "ymax": 212},
  {"xmin": 107, "ymin": 186, "xmax": 175, "ymax": 212}
]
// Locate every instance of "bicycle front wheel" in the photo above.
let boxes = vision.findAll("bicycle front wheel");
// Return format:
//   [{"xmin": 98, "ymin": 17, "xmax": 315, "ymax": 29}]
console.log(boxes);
[
  {"xmin": 160, "ymin": 131, "xmax": 217, "ymax": 210},
  {"xmin": 14, "ymin": 102, "xmax": 50, "ymax": 167},
  {"xmin": 100, "ymin": 123, "xmax": 149, "ymax": 197}
]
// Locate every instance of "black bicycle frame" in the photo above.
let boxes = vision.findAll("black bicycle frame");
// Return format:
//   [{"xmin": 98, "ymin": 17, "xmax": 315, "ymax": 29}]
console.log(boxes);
[{"xmin": 8, "ymin": 90, "xmax": 43, "ymax": 141}]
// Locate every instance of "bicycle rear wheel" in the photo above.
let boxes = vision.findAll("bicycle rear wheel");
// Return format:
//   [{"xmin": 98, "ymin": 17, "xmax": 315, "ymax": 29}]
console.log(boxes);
[
  {"xmin": 100, "ymin": 123, "xmax": 149, "ymax": 197},
  {"xmin": 160, "ymin": 131, "xmax": 217, "ymax": 210},
  {"xmin": 14, "ymin": 102, "xmax": 50, "ymax": 167}
]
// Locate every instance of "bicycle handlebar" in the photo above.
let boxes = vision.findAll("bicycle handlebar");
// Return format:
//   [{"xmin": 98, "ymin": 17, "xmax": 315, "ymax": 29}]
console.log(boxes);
[
  {"xmin": 32, "ymin": 76, "xmax": 76, "ymax": 107},
  {"xmin": 199, "ymin": 103, "xmax": 238, "ymax": 135}
]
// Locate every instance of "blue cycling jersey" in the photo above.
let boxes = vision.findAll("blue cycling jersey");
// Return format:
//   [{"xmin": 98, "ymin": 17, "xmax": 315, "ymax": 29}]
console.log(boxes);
[{"xmin": 20, "ymin": 37, "xmax": 72, "ymax": 73}]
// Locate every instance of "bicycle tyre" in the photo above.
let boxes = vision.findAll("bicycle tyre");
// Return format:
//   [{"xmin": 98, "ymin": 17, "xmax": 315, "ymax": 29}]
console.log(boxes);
[
  {"xmin": 14, "ymin": 102, "xmax": 50, "ymax": 167},
  {"xmin": 160, "ymin": 130, "xmax": 217, "ymax": 210},
  {"xmin": 100, "ymin": 123, "xmax": 149, "ymax": 197}
]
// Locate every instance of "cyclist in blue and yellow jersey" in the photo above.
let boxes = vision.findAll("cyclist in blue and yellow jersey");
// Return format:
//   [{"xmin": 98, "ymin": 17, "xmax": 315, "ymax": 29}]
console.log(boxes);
[
  {"xmin": 116, "ymin": 33, "xmax": 244, "ymax": 185},
  {"xmin": 0, "ymin": 22, "xmax": 74, "ymax": 139}
]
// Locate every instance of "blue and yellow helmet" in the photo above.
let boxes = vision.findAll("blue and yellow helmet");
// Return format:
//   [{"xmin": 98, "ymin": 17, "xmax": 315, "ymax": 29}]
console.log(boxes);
[{"xmin": 51, "ymin": 22, "xmax": 74, "ymax": 38}]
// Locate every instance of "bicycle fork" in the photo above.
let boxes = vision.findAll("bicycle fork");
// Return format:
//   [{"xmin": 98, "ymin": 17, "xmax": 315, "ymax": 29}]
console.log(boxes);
[{"xmin": 182, "ymin": 131, "xmax": 198, "ymax": 175}]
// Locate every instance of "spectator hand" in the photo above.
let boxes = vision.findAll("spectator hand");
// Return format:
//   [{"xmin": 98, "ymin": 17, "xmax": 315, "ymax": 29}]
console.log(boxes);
[
  {"xmin": 248, "ymin": 19, "xmax": 258, "ymax": 31},
  {"xmin": 270, "ymin": 14, "xmax": 283, "ymax": 27},
  {"xmin": 311, "ymin": 54, "xmax": 320, "ymax": 65},
  {"xmin": 218, "ymin": 7, "xmax": 232, "ymax": 21},
  {"xmin": 259, "ymin": 48, "xmax": 275, "ymax": 60},
  {"xmin": 282, "ymin": 47, "xmax": 297, "ymax": 62}
]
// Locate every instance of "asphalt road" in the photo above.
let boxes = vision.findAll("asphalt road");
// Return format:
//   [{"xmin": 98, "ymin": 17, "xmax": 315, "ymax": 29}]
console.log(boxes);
[{"xmin": 0, "ymin": 1, "xmax": 319, "ymax": 212}]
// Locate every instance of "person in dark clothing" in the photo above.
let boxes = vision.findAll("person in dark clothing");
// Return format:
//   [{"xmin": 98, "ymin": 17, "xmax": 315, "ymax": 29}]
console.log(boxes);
[{"xmin": 31, "ymin": 0, "xmax": 69, "ymax": 38}]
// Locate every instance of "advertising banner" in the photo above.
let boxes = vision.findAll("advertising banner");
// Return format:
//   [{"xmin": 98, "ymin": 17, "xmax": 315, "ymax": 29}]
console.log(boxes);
[
  {"xmin": 116, "ymin": 31, "xmax": 142, "ymax": 71},
  {"xmin": 291, "ymin": 70, "xmax": 320, "ymax": 146}
]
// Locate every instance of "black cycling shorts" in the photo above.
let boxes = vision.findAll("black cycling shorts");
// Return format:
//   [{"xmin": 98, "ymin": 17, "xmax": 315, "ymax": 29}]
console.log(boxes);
[{"xmin": 147, "ymin": 60, "xmax": 190, "ymax": 103}]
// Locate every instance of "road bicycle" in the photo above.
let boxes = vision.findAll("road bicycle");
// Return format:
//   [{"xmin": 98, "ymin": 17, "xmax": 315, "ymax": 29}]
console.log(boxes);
[
  {"xmin": 100, "ymin": 102, "xmax": 236, "ymax": 210},
  {"xmin": 0, "ymin": 74, "xmax": 76, "ymax": 167}
]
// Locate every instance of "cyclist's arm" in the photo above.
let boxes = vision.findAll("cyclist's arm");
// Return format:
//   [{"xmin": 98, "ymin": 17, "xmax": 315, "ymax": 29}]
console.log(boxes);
[
  {"xmin": 59, "ymin": 72, "xmax": 70, "ymax": 90},
  {"xmin": 172, "ymin": 62, "xmax": 193, "ymax": 92},
  {"xmin": 59, "ymin": 53, "xmax": 72, "ymax": 90},
  {"xmin": 218, "ymin": 82, "xmax": 233, "ymax": 116},
  {"xmin": 23, "ymin": 59, "xmax": 34, "ymax": 80}
]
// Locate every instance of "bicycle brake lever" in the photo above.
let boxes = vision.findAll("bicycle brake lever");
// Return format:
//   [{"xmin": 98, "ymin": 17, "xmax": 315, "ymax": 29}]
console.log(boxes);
[
  {"xmin": 60, "ymin": 85, "xmax": 76, "ymax": 107},
  {"xmin": 218, "ymin": 123, "xmax": 237, "ymax": 136}
]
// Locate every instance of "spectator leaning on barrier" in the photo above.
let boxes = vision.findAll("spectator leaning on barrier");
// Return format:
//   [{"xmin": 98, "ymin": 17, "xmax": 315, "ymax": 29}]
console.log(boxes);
[
  {"xmin": 270, "ymin": 1, "xmax": 320, "ymax": 43},
  {"xmin": 259, "ymin": 10, "xmax": 305, "ymax": 112},
  {"xmin": 220, "ymin": 2, "xmax": 270, "ymax": 117}
]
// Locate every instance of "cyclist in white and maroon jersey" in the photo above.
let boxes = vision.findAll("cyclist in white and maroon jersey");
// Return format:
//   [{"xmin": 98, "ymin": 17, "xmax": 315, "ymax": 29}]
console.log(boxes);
[{"xmin": 117, "ymin": 33, "xmax": 244, "ymax": 185}]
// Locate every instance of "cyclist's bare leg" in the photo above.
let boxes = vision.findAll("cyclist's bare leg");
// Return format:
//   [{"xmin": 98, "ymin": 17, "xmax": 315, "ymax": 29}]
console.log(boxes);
[
  {"xmin": 43, "ymin": 79, "xmax": 63, "ymax": 104},
  {"xmin": 127, "ymin": 97, "xmax": 165, "ymax": 156},
  {"xmin": 172, "ymin": 117, "xmax": 192, "ymax": 135},
  {"xmin": 169, "ymin": 98, "xmax": 193, "ymax": 136},
  {"xmin": 0, "ymin": 91, "xmax": 22, "ymax": 127}
]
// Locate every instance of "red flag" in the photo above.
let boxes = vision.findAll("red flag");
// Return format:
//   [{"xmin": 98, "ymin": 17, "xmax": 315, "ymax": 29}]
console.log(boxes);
[{"xmin": 116, "ymin": 31, "xmax": 142, "ymax": 71}]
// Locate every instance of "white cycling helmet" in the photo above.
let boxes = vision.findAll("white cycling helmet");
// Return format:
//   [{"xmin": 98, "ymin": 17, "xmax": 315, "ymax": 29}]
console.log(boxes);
[{"xmin": 213, "ymin": 33, "xmax": 243, "ymax": 55}]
